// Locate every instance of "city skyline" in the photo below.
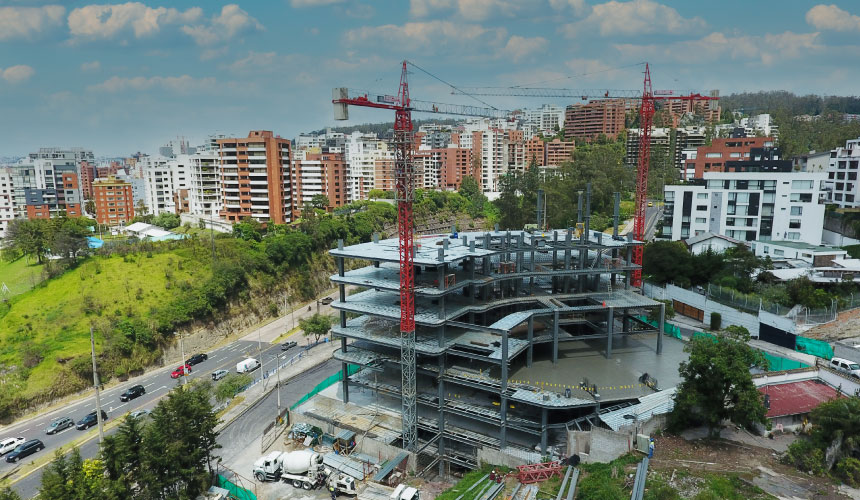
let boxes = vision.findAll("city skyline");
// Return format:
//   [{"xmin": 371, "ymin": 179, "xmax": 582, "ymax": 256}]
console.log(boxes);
[{"xmin": 1, "ymin": 0, "xmax": 859, "ymax": 155}]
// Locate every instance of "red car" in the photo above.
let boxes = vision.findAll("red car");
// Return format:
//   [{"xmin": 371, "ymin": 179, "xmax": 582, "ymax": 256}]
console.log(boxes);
[{"xmin": 171, "ymin": 364, "xmax": 192, "ymax": 379}]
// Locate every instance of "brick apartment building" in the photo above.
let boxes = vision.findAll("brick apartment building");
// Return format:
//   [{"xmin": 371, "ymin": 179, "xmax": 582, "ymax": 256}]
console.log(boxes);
[
  {"xmin": 545, "ymin": 138, "xmax": 575, "ymax": 166},
  {"xmin": 218, "ymin": 130, "xmax": 292, "ymax": 225},
  {"xmin": 663, "ymin": 93, "xmax": 721, "ymax": 127},
  {"xmin": 564, "ymin": 99, "xmax": 626, "ymax": 142},
  {"xmin": 92, "ymin": 176, "xmax": 134, "ymax": 225},
  {"xmin": 524, "ymin": 136, "xmax": 545, "ymax": 166},
  {"xmin": 685, "ymin": 136, "xmax": 776, "ymax": 178},
  {"xmin": 79, "ymin": 160, "xmax": 96, "ymax": 199},
  {"xmin": 291, "ymin": 152, "xmax": 348, "ymax": 217},
  {"xmin": 414, "ymin": 147, "xmax": 473, "ymax": 191}
]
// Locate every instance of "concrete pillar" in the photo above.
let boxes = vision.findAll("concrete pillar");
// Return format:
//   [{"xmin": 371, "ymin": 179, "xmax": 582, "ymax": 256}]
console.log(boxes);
[
  {"xmin": 552, "ymin": 310, "xmax": 560, "ymax": 364},
  {"xmin": 563, "ymin": 230, "xmax": 572, "ymax": 293},
  {"xmin": 606, "ymin": 307, "xmax": 614, "ymax": 359},
  {"xmin": 437, "ymin": 355, "xmax": 445, "ymax": 468},
  {"xmin": 552, "ymin": 232, "xmax": 559, "ymax": 292},
  {"xmin": 342, "ymin": 361, "xmax": 350, "ymax": 404},
  {"xmin": 527, "ymin": 316, "xmax": 534, "ymax": 367},
  {"xmin": 500, "ymin": 328, "xmax": 509, "ymax": 448},
  {"xmin": 657, "ymin": 302, "xmax": 665, "ymax": 355},
  {"xmin": 529, "ymin": 238, "xmax": 536, "ymax": 294},
  {"xmin": 540, "ymin": 408, "xmax": 548, "ymax": 454}
]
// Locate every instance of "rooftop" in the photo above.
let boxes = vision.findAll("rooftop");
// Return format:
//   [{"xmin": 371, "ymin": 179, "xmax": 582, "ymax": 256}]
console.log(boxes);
[
  {"xmin": 758, "ymin": 380, "xmax": 842, "ymax": 418},
  {"xmin": 754, "ymin": 240, "xmax": 846, "ymax": 253}
]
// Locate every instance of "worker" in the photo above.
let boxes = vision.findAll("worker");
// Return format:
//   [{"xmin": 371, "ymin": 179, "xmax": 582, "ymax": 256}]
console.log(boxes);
[
  {"xmin": 329, "ymin": 484, "xmax": 337, "ymax": 500},
  {"xmin": 648, "ymin": 438, "xmax": 655, "ymax": 458}
]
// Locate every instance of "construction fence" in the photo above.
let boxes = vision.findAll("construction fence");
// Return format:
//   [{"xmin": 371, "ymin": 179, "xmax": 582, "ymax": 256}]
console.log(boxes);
[
  {"xmin": 291, "ymin": 364, "xmax": 361, "ymax": 410},
  {"xmin": 217, "ymin": 474, "xmax": 256, "ymax": 500},
  {"xmin": 636, "ymin": 315, "xmax": 682, "ymax": 339},
  {"xmin": 692, "ymin": 332, "xmax": 812, "ymax": 371}
]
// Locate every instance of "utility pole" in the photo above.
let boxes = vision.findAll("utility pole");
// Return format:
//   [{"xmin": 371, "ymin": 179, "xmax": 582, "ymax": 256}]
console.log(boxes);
[
  {"xmin": 275, "ymin": 352, "xmax": 282, "ymax": 415},
  {"xmin": 90, "ymin": 327, "xmax": 104, "ymax": 443},
  {"xmin": 178, "ymin": 331, "xmax": 188, "ymax": 386}
]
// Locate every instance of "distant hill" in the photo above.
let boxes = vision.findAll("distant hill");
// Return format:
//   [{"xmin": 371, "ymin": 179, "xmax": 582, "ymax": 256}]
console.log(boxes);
[
  {"xmin": 307, "ymin": 118, "xmax": 464, "ymax": 136},
  {"xmin": 721, "ymin": 91, "xmax": 860, "ymax": 116}
]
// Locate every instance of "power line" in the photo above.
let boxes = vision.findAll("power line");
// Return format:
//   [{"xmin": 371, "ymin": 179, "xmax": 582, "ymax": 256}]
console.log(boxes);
[
  {"xmin": 407, "ymin": 60, "xmax": 499, "ymax": 110},
  {"xmin": 510, "ymin": 62, "xmax": 646, "ymax": 89}
]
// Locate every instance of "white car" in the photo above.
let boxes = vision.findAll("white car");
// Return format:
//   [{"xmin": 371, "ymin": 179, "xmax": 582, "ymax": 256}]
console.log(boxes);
[{"xmin": 0, "ymin": 437, "xmax": 25, "ymax": 455}]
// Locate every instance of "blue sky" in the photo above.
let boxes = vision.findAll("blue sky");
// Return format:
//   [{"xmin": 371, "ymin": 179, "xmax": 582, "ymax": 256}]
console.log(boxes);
[{"xmin": 1, "ymin": 0, "xmax": 858, "ymax": 156}]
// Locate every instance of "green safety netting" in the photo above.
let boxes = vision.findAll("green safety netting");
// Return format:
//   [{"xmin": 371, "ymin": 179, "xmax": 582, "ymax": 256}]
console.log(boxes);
[
  {"xmin": 692, "ymin": 331, "xmax": 717, "ymax": 342},
  {"xmin": 762, "ymin": 351, "xmax": 810, "ymax": 371},
  {"xmin": 795, "ymin": 336, "xmax": 834, "ymax": 360},
  {"xmin": 217, "ymin": 474, "xmax": 256, "ymax": 500},
  {"xmin": 291, "ymin": 364, "xmax": 361, "ymax": 410},
  {"xmin": 636, "ymin": 316, "xmax": 683, "ymax": 339}
]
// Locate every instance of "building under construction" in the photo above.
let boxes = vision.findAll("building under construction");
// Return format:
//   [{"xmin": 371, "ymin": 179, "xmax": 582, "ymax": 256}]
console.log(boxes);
[{"xmin": 297, "ymin": 192, "xmax": 684, "ymax": 476}]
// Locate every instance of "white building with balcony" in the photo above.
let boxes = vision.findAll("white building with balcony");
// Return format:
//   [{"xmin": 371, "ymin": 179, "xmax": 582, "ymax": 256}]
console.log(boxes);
[{"xmin": 825, "ymin": 137, "xmax": 860, "ymax": 208}]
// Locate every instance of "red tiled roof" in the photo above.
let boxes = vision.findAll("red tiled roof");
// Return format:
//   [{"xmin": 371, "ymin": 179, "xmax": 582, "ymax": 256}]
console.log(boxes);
[{"xmin": 758, "ymin": 380, "xmax": 842, "ymax": 418}]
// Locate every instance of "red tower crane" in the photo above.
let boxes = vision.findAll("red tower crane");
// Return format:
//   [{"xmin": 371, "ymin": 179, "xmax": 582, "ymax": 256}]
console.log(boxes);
[
  {"xmin": 332, "ymin": 61, "xmax": 509, "ymax": 451},
  {"xmin": 455, "ymin": 63, "xmax": 718, "ymax": 286}
]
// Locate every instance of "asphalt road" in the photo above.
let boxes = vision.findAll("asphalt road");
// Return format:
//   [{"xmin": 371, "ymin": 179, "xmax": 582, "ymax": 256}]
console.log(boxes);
[
  {"xmin": 2, "ymin": 337, "xmax": 307, "ymax": 498},
  {"xmin": 644, "ymin": 203, "xmax": 662, "ymax": 241}
]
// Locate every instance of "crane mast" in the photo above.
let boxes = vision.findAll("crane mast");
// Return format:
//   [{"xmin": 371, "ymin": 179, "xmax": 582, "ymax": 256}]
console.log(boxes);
[{"xmin": 633, "ymin": 64, "xmax": 654, "ymax": 287}]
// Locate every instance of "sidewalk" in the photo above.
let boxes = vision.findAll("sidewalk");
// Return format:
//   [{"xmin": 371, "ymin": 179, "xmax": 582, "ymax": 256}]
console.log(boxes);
[
  {"xmin": 216, "ymin": 342, "xmax": 338, "ymax": 432},
  {"xmin": 239, "ymin": 290, "xmax": 339, "ymax": 344}
]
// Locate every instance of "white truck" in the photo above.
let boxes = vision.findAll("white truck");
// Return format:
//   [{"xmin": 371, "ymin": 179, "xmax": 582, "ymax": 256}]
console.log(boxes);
[
  {"xmin": 252, "ymin": 449, "xmax": 356, "ymax": 494},
  {"xmin": 390, "ymin": 484, "xmax": 419, "ymax": 500}
]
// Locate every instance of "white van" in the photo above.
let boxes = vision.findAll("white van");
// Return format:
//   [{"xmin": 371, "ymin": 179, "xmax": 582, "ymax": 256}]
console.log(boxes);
[
  {"xmin": 829, "ymin": 357, "xmax": 860, "ymax": 378},
  {"xmin": 236, "ymin": 358, "xmax": 260, "ymax": 374}
]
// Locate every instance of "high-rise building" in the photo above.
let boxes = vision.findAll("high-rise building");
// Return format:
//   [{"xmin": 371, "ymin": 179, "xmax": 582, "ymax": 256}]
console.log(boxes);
[
  {"xmin": 10, "ymin": 148, "xmax": 89, "ymax": 219},
  {"xmin": 187, "ymin": 151, "xmax": 221, "ymax": 217},
  {"xmin": 345, "ymin": 132, "xmax": 391, "ymax": 201},
  {"xmin": 825, "ymin": 137, "xmax": 860, "ymax": 208},
  {"xmin": 291, "ymin": 151, "xmax": 348, "ymax": 217},
  {"xmin": 0, "ymin": 168, "xmax": 14, "ymax": 239},
  {"xmin": 141, "ymin": 156, "xmax": 182, "ymax": 215},
  {"xmin": 522, "ymin": 104, "xmax": 565, "ymax": 137},
  {"xmin": 524, "ymin": 136, "xmax": 545, "ymax": 167},
  {"xmin": 92, "ymin": 176, "xmax": 134, "ymax": 226},
  {"xmin": 684, "ymin": 136, "xmax": 776, "ymax": 178},
  {"xmin": 79, "ymin": 160, "xmax": 96, "ymax": 200},
  {"xmin": 662, "ymin": 91, "xmax": 721, "ymax": 126},
  {"xmin": 545, "ymin": 138, "xmax": 575, "ymax": 166},
  {"xmin": 564, "ymin": 99, "xmax": 626, "ymax": 142},
  {"xmin": 218, "ymin": 130, "xmax": 292, "ymax": 225}
]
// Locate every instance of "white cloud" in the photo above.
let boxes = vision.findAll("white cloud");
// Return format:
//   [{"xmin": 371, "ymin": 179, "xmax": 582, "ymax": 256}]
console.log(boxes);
[
  {"xmin": 181, "ymin": 4, "xmax": 263, "ymax": 46},
  {"xmin": 499, "ymin": 35, "xmax": 547, "ymax": 62},
  {"xmin": 0, "ymin": 5, "xmax": 65, "ymax": 41},
  {"xmin": 409, "ymin": 0, "xmax": 539, "ymax": 21},
  {"xmin": 68, "ymin": 3, "xmax": 201, "ymax": 40},
  {"xmin": 1, "ymin": 65, "xmax": 36, "ymax": 84},
  {"xmin": 80, "ymin": 60, "xmax": 101, "ymax": 72},
  {"xmin": 88, "ymin": 74, "xmax": 216, "ymax": 93},
  {"xmin": 563, "ymin": 0, "xmax": 706, "ymax": 37},
  {"xmin": 564, "ymin": 58, "xmax": 612, "ymax": 76},
  {"xmin": 548, "ymin": 0, "xmax": 587, "ymax": 15},
  {"xmin": 806, "ymin": 4, "xmax": 860, "ymax": 32},
  {"xmin": 290, "ymin": 0, "xmax": 344, "ymax": 6},
  {"xmin": 614, "ymin": 31, "xmax": 822, "ymax": 66},
  {"xmin": 344, "ymin": 20, "xmax": 506, "ymax": 50},
  {"xmin": 223, "ymin": 51, "xmax": 300, "ymax": 73}
]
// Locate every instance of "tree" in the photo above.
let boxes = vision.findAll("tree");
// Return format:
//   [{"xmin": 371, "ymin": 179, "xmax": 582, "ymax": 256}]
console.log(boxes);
[
  {"xmin": 232, "ymin": 217, "xmax": 263, "ymax": 242},
  {"xmin": 84, "ymin": 198, "xmax": 96, "ymax": 216},
  {"xmin": 0, "ymin": 489, "xmax": 21, "ymax": 500},
  {"xmin": 151, "ymin": 212, "xmax": 180, "ymax": 230},
  {"xmin": 299, "ymin": 313, "xmax": 333, "ymax": 342},
  {"xmin": 810, "ymin": 397, "xmax": 860, "ymax": 464},
  {"xmin": 213, "ymin": 373, "xmax": 252, "ymax": 402},
  {"xmin": 52, "ymin": 219, "xmax": 89, "ymax": 264},
  {"xmin": 310, "ymin": 194, "xmax": 330, "ymax": 210},
  {"xmin": 642, "ymin": 241, "xmax": 694, "ymax": 287},
  {"xmin": 4, "ymin": 218, "xmax": 52, "ymax": 264},
  {"xmin": 670, "ymin": 327, "xmax": 768, "ymax": 437}
]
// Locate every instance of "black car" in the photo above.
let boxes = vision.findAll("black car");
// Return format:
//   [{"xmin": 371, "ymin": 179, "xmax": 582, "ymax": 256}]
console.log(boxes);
[
  {"xmin": 5, "ymin": 439, "xmax": 44, "ymax": 463},
  {"xmin": 186, "ymin": 353, "xmax": 208, "ymax": 366},
  {"xmin": 120, "ymin": 384, "xmax": 145, "ymax": 402},
  {"xmin": 45, "ymin": 416, "xmax": 74, "ymax": 435},
  {"xmin": 76, "ymin": 410, "xmax": 108, "ymax": 430},
  {"xmin": 281, "ymin": 341, "xmax": 298, "ymax": 351}
]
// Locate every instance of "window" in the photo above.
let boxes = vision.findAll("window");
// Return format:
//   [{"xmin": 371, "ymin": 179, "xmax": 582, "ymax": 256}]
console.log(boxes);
[
  {"xmin": 792, "ymin": 180, "xmax": 813, "ymax": 189},
  {"xmin": 789, "ymin": 219, "xmax": 801, "ymax": 229},
  {"xmin": 786, "ymin": 232, "xmax": 801, "ymax": 240},
  {"xmin": 790, "ymin": 193, "xmax": 812, "ymax": 202},
  {"xmin": 838, "ymin": 172, "xmax": 846, "ymax": 180},
  {"xmin": 790, "ymin": 206, "xmax": 803, "ymax": 216},
  {"xmin": 774, "ymin": 249, "xmax": 785, "ymax": 256},
  {"xmin": 695, "ymin": 217, "xmax": 706, "ymax": 223},
  {"xmin": 697, "ymin": 193, "xmax": 708, "ymax": 199},
  {"xmin": 705, "ymin": 153, "xmax": 722, "ymax": 158},
  {"xmin": 696, "ymin": 205, "xmax": 707, "ymax": 211}
]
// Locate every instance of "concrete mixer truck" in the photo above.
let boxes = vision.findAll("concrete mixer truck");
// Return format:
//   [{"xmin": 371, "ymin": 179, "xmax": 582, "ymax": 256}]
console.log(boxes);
[{"xmin": 252, "ymin": 449, "xmax": 356, "ymax": 494}]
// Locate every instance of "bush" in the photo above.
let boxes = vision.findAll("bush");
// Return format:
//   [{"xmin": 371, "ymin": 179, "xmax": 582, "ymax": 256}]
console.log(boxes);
[
  {"xmin": 837, "ymin": 457, "xmax": 860, "ymax": 487},
  {"xmin": 781, "ymin": 439, "xmax": 825, "ymax": 475},
  {"xmin": 710, "ymin": 312, "xmax": 721, "ymax": 330}
]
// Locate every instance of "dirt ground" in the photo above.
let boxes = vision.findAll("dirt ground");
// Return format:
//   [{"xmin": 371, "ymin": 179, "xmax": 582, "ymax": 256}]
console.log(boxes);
[
  {"xmin": 650, "ymin": 434, "xmax": 853, "ymax": 499},
  {"xmin": 804, "ymin": 309, "xmax": 860, "ymax": 341}
]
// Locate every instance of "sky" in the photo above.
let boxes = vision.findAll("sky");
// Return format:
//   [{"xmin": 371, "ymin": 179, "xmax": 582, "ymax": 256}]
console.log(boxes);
[{"xmin": 1, "ymin": 0, "xmax": 859, "ymax": 156}]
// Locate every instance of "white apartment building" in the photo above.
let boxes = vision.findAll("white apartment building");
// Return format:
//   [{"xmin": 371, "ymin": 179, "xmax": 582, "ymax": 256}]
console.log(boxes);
[
  {"xmin": 459, "ymin": 119, "xmax": 520, "ymax": 193},
  {"xmin": 739, "ymin": 114, "xmax": 778, "ymax": 139},
  {"xmin": 521, "ymin": 104, "xmax": 564, "ymax": 137},
  {"xmin": 187, "ymin": 151, "xmax": 221, "ymax": 217},
  {"xmin": 141, "ymin": 155, "xmax": 189, "ymax": 215},
  {"xmin": 344, "ymin": 132, "xmax": 391, "ymax": 201},
  {"xmin": 11, "ymin": 148, "xmax": 90, "ymax": 218},
  {"xmin": 825, "ymin": 137, "xmax": 860, "ymax": 208},
  {"xmin": 663, "ymin": 170, "xmax": 827, "ymax": 245},
  {"xmin": 0, "ymin": 168, "xmax": 14, "ymax": 239}
]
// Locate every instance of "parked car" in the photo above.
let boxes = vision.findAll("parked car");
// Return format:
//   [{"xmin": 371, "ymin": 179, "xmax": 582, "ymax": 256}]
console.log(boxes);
[
  {"xmin": 211, "ymin": 369, "xmax": 229, "ymax": 381},
  {"xmin": 186, "ymin": 353, "xmax": 208, "ymax": 366},
  {"xmin": 236, "ymin": 358, "xmax": 260, "ymax": 374},
  {"xmin": 830, "ymin": 357, "xmax": 860, "ymax": 378},
  {"xmin": 129, "ymin": 409, "xmax": 150, "ymax": 419},
  {"xmin": 120, "ymin": 384, "xmax": 146, "ymax": 402},
  {"xmin": 281, "ymin": 341, "xmax": 298, "ymax": 351},
  {"xmin": 0, "ymin": 437, "xmax": 25, "ymax": 455},
  {"xmin": 4, "ymin": 439, "xmax": 44, "ymax": 463},
  {"xmin": 171, "ymin": 364, "xmax": 192, "ymax": 379},
  {"xmin": 321, "ymin": 297, "xmax": 334, "ymax": 305},
  {"xmin": 76, "ymin": 410, "xmax": 108, "ymax": 430},
  {"xmin": 45, "ymin": 416, "xmax": 75, "ymax": 435}
]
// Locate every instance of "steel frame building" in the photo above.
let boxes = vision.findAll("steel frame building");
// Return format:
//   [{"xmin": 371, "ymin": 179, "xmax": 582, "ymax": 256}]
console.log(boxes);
[{"xmin": 329, "ymin": 219, "xmax": 666, "ymax": 474}]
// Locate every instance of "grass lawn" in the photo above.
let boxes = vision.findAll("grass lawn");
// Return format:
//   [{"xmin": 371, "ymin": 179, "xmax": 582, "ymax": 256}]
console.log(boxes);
[
  {"xmin": 0, "ymin": 257, "xmax": 45, "ymax": 297},
  {"xmin": 0, "ymin": 250, "xmax": 207, "ymax": 398}
]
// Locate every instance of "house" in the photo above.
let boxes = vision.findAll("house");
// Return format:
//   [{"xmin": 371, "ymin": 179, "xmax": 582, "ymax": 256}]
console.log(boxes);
[
  {"xmin": 684, "ymin": 232, "xmax": 742, "ymax": 255},
  {"xmin": 123, "ymin": 222, "xmax": 185, "ymax": 241},
  {"xmin": 751, "ymin": 240, "xmax": 847, "ymax": 267},
  {"xmin": 758, "ymin": 380, "xmax": 842, "ymax": 432}
]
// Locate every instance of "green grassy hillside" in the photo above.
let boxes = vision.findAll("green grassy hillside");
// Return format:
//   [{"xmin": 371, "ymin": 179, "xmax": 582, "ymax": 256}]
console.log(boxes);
[
  {"xmin": 0, "ymin": 250, "xmax": 207, "ymax": 404},
  {"xmin": 0, "ymin": 257, "xmax": 45, "ymax": 297}
]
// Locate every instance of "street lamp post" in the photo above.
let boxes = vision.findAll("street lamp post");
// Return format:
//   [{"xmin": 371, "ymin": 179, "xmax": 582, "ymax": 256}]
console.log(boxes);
[
  {"xmin": 275, "ymin": 352, "xmax": 282, "ymax": 414},
  {"xmin": 90, "ymin": 327, "xmax": 105, "ymax": 444},
  {"xmin": 179, "ymin": 331, "xmax": 188, "ymax": 386}
]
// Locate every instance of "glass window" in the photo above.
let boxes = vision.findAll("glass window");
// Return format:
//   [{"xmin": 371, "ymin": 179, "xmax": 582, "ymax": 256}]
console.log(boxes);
[
  {"xmin": 792, "ymin": 180, "xmax": 813, "ymax": 189},
  {"xmin": 695, "ymin": 217, "xmax": 706, "ymax": 223},
  {"xmin": 697, "ymin": 193, "xmax": 708, "ymax": 199},
  {"xmin": 790, "ymin": 206, "xmax": 803, "ymax": 216},
  {"xmin": 775, "ymin": 249, "xmax": 785, "ymax": 256}
]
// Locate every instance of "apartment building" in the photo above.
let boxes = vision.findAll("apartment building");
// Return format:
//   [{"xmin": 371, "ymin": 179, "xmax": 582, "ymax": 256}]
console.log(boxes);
[
  {"xmin": 10, "ymin": 148, "xmax": 88, "ymax": 219},
  {"xmin": 564, "ymin": 99, "xmax": 626, "ymax": 142},
  {"xmin": 92, "ymin": 176, "xmax": 134, "ymax": 226},
  {"xmin": 0, "ymin": 168, "xmax": 13, "ymax": 238},
  {"xmin": 684, "ymin": 136, "xmax": 776, "ymax": 178},
  {"xmin": 524, "ymin": 136, "xmax": 545, "ymax": 167},
  {"xmin": 218, "ymin": 130, "xmax": 292, "ymax": 225},
  {"xmin": 414, "ymin": 147, "xmax": 473, "ymax": 191},
  {"xmin": 663, "ymin": 169, "xmax": 827, "ymax": 245},
  {"xmin": 545, "ymin": 138, "xmax": 575, "ymax": 166},
  {"xmin": 662, "ymin": 91, "xmax": 721, "ymax": 126},
  {"xmin": 825, "ymin": 138, "xmax": 860, "ymax": 208},
  {"xmin": 291, "ymin": 151, "xmax": 347, "ymax": 217},
  {"xmin": 345, "ymin": 132, "xmax": 391, "ymax": 201},
  {"xmin": 187, "ymin": 151, "xmax": 221, "ymax": 218},
  {"xmin": 521, "ymin": 104, "xmax": 564, "ymax": 137},
  {"xmin": 415, "ymin": 130, "xmax": 452, "ymax": 150},
  {"xmin": 79, "ymin": 160, "xmax": 96, "ymax": 200},
  {"xmin": 141, "ymin": 156, "xmax": 184, "ymax": 215}
]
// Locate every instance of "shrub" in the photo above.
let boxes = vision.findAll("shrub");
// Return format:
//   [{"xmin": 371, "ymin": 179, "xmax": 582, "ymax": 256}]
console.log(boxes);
[
  {"xmin": 837, "ymin": 457, "xmax": 860, "ymax": 487},
  {"xmin": 710, "ymin": 312, "xmax": 721, "ymax": 330},
  {"xmin": 781, "ymin": 439, "xmax": 825, "ymax": 475}
]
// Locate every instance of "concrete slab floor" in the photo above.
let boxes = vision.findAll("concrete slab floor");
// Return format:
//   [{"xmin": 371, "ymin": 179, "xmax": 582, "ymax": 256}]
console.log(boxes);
[{"xmin": 509, "ymin": 333, "xmax": 688, "ymax": 402}]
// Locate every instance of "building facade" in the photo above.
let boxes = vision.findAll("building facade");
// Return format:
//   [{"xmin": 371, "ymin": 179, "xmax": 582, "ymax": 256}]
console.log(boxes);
[
  {"xmin": 544, "ymin": 138, "xmax": 575, "ymax": 166},
  {"xmin": 825, "ymin": 138, "xmax": 860, "ymax": 208},
  {"xmin": 291, "ymin": 151, "xmax": 348, "ymax": 217},
  {"xmin": 92, "ymin": 176, "xmax": 135, "ymax": 226},
  {"xmin": 564, "ymin": 99, "xmax": 626, "ymax": 142},
  {"xmin": 345, "ymin": 132, "xmax": 391, "ymax": 202},
  {"xmin": 684, "ymin": 136, "xmax": 776, "ymax": 178},
  {"xmin": 10, "ymin": 151, "xmax": 85, "ymax": 220},
  {"xmin": 187, "ymin": 151, "xmax": 221, "ymax": 217},
  {"xmin": 218, "ymin": 130, "xmax": 292, "ymax": 225},
  {"xmin": 663, "ymin": 170, "xmax": 827, "ymax": 244},
  {"xmin": 0, "ymin": 168, "xmax": 13, "ymax": 239}
]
